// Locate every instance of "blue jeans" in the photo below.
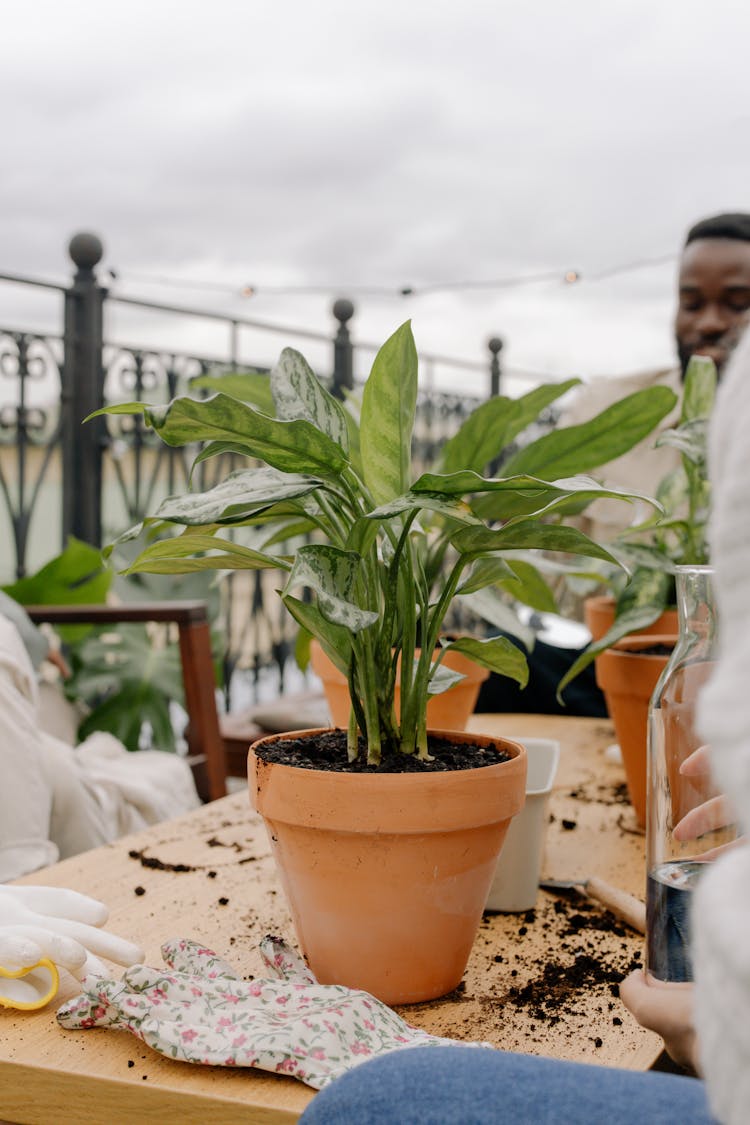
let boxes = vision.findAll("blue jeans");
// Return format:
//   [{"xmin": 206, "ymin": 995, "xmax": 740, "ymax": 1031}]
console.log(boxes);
[{"xmin": 299, "ymin": 1046, "xmax": 716, "ymax": 1124}]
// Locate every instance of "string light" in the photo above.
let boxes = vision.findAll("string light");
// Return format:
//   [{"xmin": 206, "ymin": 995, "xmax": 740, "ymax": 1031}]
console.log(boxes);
[{"xmin": 105, "ymin": 252, "xmax": 674, "ymax": 302}]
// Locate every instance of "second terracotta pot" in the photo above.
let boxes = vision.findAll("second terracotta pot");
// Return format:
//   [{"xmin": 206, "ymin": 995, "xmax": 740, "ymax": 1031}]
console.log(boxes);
[
  {"xmin": 249, "ymin": 727, "xmax": 526, "ymax": 1005},
  {"xmin": 584, "ymin": 595, "xmax": 679, "ymax": 642},
  {"xmin": 310, "ymin": 641, "xmax": 490, "ymax": 731},
  {"xmin": 595, "ymin": 634, "xmax": 676, "ymax": 827}
]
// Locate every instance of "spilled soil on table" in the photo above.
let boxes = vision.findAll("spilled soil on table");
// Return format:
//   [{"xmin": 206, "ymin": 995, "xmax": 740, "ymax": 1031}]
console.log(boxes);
[{"xmin": 403, "ymin": 893, "xmax": 644, "ymax": 1058}]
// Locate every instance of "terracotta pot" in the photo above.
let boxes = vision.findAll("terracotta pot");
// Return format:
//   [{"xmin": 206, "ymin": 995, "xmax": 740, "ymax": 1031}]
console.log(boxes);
[
  {"xmin": 595, "ymin": 635, "xmax": 676, "ymax": 827},
  {"xmin": 584, "ymin": 595, "xmax": 679, "ymax": 642},
  {"xmin": 248, "ymin": 727, "xmax": 526, "ymax": 1005},
  {"xmin": 309, "ymin": 641, "xmax": 490, "ymax": 731}
]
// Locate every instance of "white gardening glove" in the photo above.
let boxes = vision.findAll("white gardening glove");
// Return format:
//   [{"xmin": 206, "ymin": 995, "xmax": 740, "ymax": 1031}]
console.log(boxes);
[
  {"xmin": 57, "ymin": 935, "xmax": 493, "ymax": 1088},
  {"xmin": 0, "ymin": 886, "xmax": 144, "ymax": 1011}
]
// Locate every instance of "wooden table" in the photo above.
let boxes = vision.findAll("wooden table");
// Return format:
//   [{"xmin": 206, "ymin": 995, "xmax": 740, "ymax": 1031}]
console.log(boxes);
[{"xmin": 0, "ymin": 715, "xmax": 661, "ymax": 1124}]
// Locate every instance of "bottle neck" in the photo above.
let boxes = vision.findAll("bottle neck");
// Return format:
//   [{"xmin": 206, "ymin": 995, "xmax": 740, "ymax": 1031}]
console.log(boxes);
[{"xmin": 675, "ymin": 565, "xmax": 716, "ymax": 646}]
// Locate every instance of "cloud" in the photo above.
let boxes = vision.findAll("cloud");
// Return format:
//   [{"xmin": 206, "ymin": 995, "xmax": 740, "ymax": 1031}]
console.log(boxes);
[{"xmin": 0, "ymin": 0, "xmax": 748, "ymax": 385}]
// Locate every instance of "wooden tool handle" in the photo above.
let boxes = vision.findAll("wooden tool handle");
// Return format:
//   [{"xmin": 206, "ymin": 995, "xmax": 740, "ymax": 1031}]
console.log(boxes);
[{"xmin": 586, "ymin": 876, "xmax": 646, "ymax": 934}]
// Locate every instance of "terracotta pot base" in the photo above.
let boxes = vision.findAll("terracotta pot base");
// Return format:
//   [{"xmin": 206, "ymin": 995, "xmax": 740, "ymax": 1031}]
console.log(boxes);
[{"xmin": 249, "ymin": 727, "xmax": 526, "ymax": 1005}]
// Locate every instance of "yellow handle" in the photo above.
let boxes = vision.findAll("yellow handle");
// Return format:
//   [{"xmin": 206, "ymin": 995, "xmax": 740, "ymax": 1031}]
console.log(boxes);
[{"xmin": 0, "ymin": 958, "xmax": 60, "ymax": 1010}]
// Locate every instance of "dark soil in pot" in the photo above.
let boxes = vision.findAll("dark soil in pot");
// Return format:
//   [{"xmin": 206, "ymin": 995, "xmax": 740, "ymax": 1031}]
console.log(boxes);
[
  {"xmin": 624, "ymin": 643, "xmax": 674, "ymax": 658},
  {"xmin": 253, "ymin": 729, "xmax": 512, "ymax": 773}
]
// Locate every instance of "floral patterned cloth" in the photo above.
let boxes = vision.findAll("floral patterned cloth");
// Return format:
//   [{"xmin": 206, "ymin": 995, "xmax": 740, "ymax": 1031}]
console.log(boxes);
[{"xmin": 57, "ymin": 935, "xmax": 493, "ymax": 1089}]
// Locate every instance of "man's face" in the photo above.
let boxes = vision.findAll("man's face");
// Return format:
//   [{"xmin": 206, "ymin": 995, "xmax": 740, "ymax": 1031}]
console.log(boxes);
[{"xmin": 675, "ymin": 237, "xmax": 750, "ymax": 377}]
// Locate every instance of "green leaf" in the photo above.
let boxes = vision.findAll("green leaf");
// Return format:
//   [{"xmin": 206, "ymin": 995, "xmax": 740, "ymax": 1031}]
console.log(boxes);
[
  {"xmin": 443, "ymin": 635, "xmax": 529, "ymax": 687},
  {"xmin": 261, "ymin": 516, "xmax": 319, "ymax": 549},
  {"xmin": 501, "ymin": 385, "xmax": 678, "ymax": 479},
  {"xmin": 608, "ymin": 542, "xmax": 677, "ymax": 575},
  {"xmin": 681, "ymin": 356, "xmax": 717, "ymax": 423},
  {"xmin": 294, "ymin": 626, "xmax": 313, "ymax": 672},
  {"xmin": 656, "ymin": 418, "xmax": 710, "ymax": 464},
  {"xmin": 69, "ymin": 625, "xmax": 187, "ymax": 753},
  {"xmin": 101, "ymin": 393, "xmax": 349, "ymax": 479},
  {"xmin": 615, "ymin": 566, "xmax": 672, "ymax": 618},
  {"xmin": 456, "ymin": 588, "xmax": 535, "ymax": 647},
  {"xmin": 440, "ymin": 378, "xmax": 580, "ymax": 474},
  {"xmin": 457, "ymin": 557, "xmax": 515, "ymax": 596},
  {"xmin": 149, "ymin": 468, "xmax": 325, "ymax": 525},
  {"xmin": 189, "ymin": 371, "xmax": 275, "ymax": 415},
  {"xmin": 3, "ymin": 537, "xmax": 111, "ymax": 607},
  {"xmin": 411, "ymin": 470, "xmax": 660, "ymax": 524},
  {"xmin": 86, "ymin": 402, "xmax": 146, "ymax": 420},
  {"xmin": 425, "ymin": 662, "xmax": 465, "ymax": 695},
  {"xmin": 412, "ymin": 469, "xmax": 558, "ymax": 497},
  {"xmin": 284, "ymin": 545, "xmax": 379, "ymax": 632},
  {"xmin": 497, "ymin": 559, "xmax": 558, "ymax": 614},
  {"xmin": 77, "ymin": 682, "xmax": 176, "ymax": 753},
  {"xmin": 271, "ymin": 348, "xmax": 350, "ymax": 453},
  {"xmin": 557, "ymin": 568, "xmax": 671, "ymax": 698},
  {"xmin": 360, "ymin": 321, "xmax": 418, "ymax": 503},
  {"xmin": 452, "ymin": 520, "xmax": 622, "ymax": 566},
  {"xmin": 281, "ymin": 594, "xmax": 353, "ymax": 674},
  {"xmin": 367, "ymin": 491, "xmax": 481, "ymax": 525},
  {"xmin": 122, "ymin": 531, "xmax": 290, "ymax": 575}
]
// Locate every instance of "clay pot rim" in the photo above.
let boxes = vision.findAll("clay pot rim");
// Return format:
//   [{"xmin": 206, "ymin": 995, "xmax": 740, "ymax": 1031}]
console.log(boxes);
[
  {"xmin": 605, "ymin": 633, "xmax": 677, "ymax": 656},
  {"xmin": 249, "ymin": 726, "xmax": 525, "ymax": 782},
  {"xmin": 249, "ymin": 727, "xmax": 528, "ymax": 832}
]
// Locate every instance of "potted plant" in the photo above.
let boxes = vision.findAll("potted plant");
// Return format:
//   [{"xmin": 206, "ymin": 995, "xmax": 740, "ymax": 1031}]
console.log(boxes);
[
  {"xmin": 93, "ymin": 321, "xmax": 670, "ymax": 1004},
  {"xmin": 556, "ymin": 357, "xmax": 716, "ymax": 825},
  {"xmin": 558, "ymin": 355, "xmax": 717, "ymax": 693}
]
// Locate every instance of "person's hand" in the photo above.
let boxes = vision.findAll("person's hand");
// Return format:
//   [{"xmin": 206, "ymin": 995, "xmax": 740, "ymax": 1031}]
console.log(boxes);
[
  {"xmin": 673, "ymin": 744, "xmax": 741, "ymax": 859},
  {"xmin": 0, "ymin": 886, "xmax": 144, "ymax": 1010},
  {"xmin": 620, "ymin": 969, "xmax": 700, "ymax": 1074},
  {"xmin": 45, "ymin": 647, "xmax": 71, "ymax": 680},
  {"xmin": 57, "ymin": 935, "xmax": 492, "ymax": 1089}
]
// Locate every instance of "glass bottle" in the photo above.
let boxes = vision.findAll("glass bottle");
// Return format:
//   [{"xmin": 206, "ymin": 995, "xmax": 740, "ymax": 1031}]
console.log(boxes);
[{"xmin": 646, "ymin": 564, "xmax": 737, "ymax": 982}]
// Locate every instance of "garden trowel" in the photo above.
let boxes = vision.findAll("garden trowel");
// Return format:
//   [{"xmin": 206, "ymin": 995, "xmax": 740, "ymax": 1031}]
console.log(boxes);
[{"xmin": 539, "ymin": 875, "xmax": 646, "ymax": 933}]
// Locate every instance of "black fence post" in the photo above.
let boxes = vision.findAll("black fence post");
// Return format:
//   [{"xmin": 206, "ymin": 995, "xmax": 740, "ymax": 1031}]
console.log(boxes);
[
  {"xmin": 331, "ymin": 298, "xmax": 354, "ymax": 399},
  {"xmin": 62, "ymin": 232, "xmax": 106, "ymax": 549},
  {"xmin": 488, "ymin": 336, "xmax": 503, "ymax": 397}
]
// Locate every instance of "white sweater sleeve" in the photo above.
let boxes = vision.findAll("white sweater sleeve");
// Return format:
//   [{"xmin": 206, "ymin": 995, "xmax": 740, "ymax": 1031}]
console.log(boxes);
[{"xmin": 693, "ymin": 325, "xmax": 750, "ymax": 1124}]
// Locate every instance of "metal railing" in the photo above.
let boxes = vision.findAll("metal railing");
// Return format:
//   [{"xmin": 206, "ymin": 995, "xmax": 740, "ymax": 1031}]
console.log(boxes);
[{"xmin": 0, "ymin": 231, "xmax": 547, "ymax": 702}]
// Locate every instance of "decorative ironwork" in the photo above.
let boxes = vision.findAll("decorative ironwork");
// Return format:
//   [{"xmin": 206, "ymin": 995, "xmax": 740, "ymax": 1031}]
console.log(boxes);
[
  {"xmin": 0, "ymin": 234, "xmax": 531, "ymax": 704},
  {"xmin": 0, "ymin": 331, "xmax": 64, "ymax": 577}
]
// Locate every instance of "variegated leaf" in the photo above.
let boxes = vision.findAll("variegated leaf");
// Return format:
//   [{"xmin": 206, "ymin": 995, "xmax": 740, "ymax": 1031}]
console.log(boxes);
[
  {"xmin": 132, "ymin": 393, "xmax": 347, "ymax": 477},
  {"xmin": 271, "ymin": 347, "xmax": 350, "ymax": 453},
  {"xmin": 280, "ymin": 594, "xmax": 353, "ymax": 674},
  {"xmin": 367, "ymin": 491, "xmax": 481, "ymax": 524},
  {"xmin": 152, "ymin": 468, "xmax": 323, "ymax": 525},
  {"xmin": 121, "ymin": 531, "xmax": 289, "ymax": 575},
  {"xmin": 360, "ymin": 321, "xmax": 418, "ymax": 503},
  {"xmin": 452, "ymin": 520, "xmax": 620, "ymax": 566},
  {"xmin": 426, "ymin": 662, "xmax": 465, "ymax": 695},
  {"xmin": 284, "ymin": 545, "xmax": 378, "ymax": 632}
]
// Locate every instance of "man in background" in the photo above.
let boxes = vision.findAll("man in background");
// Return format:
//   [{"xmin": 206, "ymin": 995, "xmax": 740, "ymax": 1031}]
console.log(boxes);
[
  {"xmin": 476, "ymin": 210, "xmax": 750, "ymax": 715},
  {"xmin": 559, "ymin": 210, "xmax": 750, "ymax": 548}
]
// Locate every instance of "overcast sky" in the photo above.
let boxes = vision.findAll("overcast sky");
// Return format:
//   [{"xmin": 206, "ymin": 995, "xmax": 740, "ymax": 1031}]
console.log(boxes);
[{"xmin": 2, "ymin": 0, "xmax": 748, "ymax": 396}]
